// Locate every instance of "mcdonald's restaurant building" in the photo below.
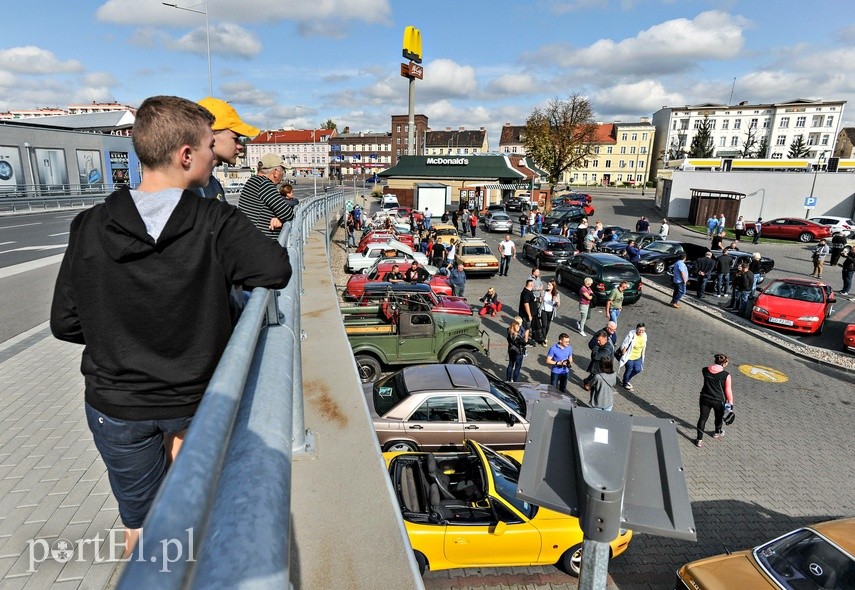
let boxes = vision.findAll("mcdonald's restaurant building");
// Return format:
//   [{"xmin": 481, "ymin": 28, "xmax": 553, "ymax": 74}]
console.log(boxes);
[{"xmin": 378, "ymin": 154, "xmax": 548, "ymax": 213}]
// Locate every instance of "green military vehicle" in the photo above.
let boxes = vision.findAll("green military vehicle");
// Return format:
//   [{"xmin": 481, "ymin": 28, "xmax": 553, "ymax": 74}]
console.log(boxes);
[{"xmin": 343, "ymin": 303, "xmax": 489, "ymax": 382}]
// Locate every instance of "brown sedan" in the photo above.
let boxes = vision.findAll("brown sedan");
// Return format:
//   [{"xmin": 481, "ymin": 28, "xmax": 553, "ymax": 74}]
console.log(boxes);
[{"xmin": 363, "ymin": 364, "xmax": 573, "ymax": 452}]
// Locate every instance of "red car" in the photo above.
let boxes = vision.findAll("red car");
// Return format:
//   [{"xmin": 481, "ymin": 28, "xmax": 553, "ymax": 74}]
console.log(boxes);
[
  {"xmin": 345, "ymin": 261, "xmax": 452, "ymax": 300},
  {"xmin": 744, "ymin": 218, "xmax": 832, "ymax": 243},
  {"xmin": 356, "ymin": 231, "xmax": 415, "ymax": 251},
  {"xmin": 751, "ymin": 278, "xmax": 836, "ymax": 335},
  {"xmin": 844, "ymin": 324, "xmax": 855, "ymax": 353},
  {"xmin": 355, "ymin": 282, "xmax": 472, "ymax": 315},
  {"xmin": 390, "ymin": 207, "xmax": 424, "ymax": 223}
]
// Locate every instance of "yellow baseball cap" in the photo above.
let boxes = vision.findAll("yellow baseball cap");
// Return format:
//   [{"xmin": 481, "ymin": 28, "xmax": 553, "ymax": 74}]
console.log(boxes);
[{"xmin": 197, "ymin": 97, "xmax": 260, "ymax": 138}]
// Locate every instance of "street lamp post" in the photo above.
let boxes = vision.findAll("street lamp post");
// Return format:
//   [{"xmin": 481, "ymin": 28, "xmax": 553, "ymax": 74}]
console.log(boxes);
[
  {"xmin": 162, "ymin": 2, "xmax": 212, "ymax": 97},
  {"xmin": 806, "ymin": 152, "xmax": 826, "ymax": 219}
]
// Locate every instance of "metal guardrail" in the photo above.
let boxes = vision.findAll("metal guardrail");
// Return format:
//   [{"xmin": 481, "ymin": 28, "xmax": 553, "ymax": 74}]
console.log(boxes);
[{"xmin": 117, "ymin": 190, "xmax": 344, "ymax": 589}]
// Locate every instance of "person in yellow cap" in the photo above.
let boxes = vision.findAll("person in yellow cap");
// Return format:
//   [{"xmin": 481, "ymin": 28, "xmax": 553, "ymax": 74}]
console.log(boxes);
[{"xmin": 197, "ymin": 97, "xmax": 260, "ymax": 201}]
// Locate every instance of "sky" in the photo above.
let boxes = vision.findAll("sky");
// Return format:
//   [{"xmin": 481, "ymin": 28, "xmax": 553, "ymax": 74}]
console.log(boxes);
[{"xmin": 2, "ymin": 0, "xmax": 855, "ymax": 146}]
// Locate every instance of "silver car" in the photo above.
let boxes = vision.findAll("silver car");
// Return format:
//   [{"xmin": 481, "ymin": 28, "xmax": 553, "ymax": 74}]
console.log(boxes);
[{"xmin": 482, "ymin": 211, "xmax": 514, "ymax": 233}]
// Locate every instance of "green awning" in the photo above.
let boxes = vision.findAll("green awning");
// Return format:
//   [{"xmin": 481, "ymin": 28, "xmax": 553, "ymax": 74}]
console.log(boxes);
[{"xmin": 379, "ymin": 155, "xmax": 526, "ymax": 180}]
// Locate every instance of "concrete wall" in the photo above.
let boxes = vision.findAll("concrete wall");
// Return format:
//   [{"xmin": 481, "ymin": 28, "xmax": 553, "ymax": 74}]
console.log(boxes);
[{"xmin": 659, "ymin": 169, "xmax": 855, "ymax": 221}]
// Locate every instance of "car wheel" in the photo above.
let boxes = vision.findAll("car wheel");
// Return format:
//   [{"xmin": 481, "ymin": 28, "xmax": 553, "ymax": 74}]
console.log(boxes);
[
  {"xmin": 816, "ymin": 320, "xmax": 824, "ymax": 336},
  {"xmin": 414, "ymin": 551, "xmax": 427, "ymax": 576},
  {"xmin": 799, "ymin": 232, "xmax": 814, "ymax": 243},
  {"xmin": 745, "ymin": 228, "xmax": 755, "ymax": 237},
  {"xmin": 558, "ymin": 543, "xmax": 584, "ymax": 577},
  {"xmin": 653, "ymin": 260, "xmax": 666, "ymax": 274},
  {"xmin": 355, "ymin": 354, "xmax": 382, "ymax": 383},
  {"xmin": 445, "ymin": 349, "xmax": 477, "ymax": 364},
  {"xmin": 384, "ymin": 440, "xmax": 419, "ymax": 453}
]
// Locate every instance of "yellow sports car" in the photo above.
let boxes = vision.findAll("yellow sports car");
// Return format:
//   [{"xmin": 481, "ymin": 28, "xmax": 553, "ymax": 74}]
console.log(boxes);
[
  {"xmin": 384, "ymin": 440, "xmax": 632, "ymax": 576},
  {"xmin": 676, "ymin": 517, "xmax": 855, "ymax": 589}
]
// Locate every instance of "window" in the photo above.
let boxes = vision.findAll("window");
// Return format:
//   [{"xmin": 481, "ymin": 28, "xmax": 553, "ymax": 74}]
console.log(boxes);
[
  {"xmin": 731, "ymin": 136, "xmax": 739, "ymax": 146},
  {"xmin": 619, "ymin": 160, "xmax": 625, "ymax": 168},
  {"xmin": 582, "ymin": 174, "xmax": 587, "ymax": 182},
  {"xmin": 680, "ymin": 119, "xmax": 689, "ymax": 130},
  {"xmin": 826, "ymin": 116, "xmax": 834, "ymax": 127},
  {"xmin": 607, "ymin": 146, "xmax": 613, "ymax": 154},
  {"xmin": 722, "ymin": 120, "xmax": 729, "ymax": 130},
  {"xmin": 621, "ymin": 133, "xmax": 627, "ymax": 140},
  {"xmin": 592, "ymin": 160, "xmax": 598, "ymax": 167},
  {"xmin": 396, "ymin": 125, "xmax": 401, "ymax": 132},
  {"xmin": 719, "ymin": 137, "xmax": 726, "ymax": 146},
  {"xmin": 591, "ymin": 174, "xmax": 597, "ymax": 183},
  {"xmin": 822, "ymin": 134, "xmax": 830, "ymax": 145},
  {"xmin": 780, "ymin": 117, "xmax": 789, "ymax": 128},
  {"xmin": 750, "ymin": 118, "xmax": 758, "ymax": 129},
  {"xmin": 638, "ymin": 159, "xmax": 645, "ymax": 168},
  {"xmin": 796, "ymin": 116, "xmax": 806, "ymax": 127},
  {"xmin": 595, "ymin": 146, "xmax": 600, "ymax": 154},
  {"xmin": 617, "ymin": 174, "xmax": 623, "ymax": 182},
  {"xmin": 776, "ymin": 135, "xmax": 787, "ymax": 146},
  {"xmin": 630, "ymin": 146, "xmax": 636, "ymax": 154},
  {"xmin": 462, "ymin": 396, "xmax": 511, "ymax": 422},
  {"xmin": 812, "ymin": 115, "xmax": 823, "ymax": 127},
  {"xmin": 620, "ymin": 146, "xmax": 626, "ymax": 154},
  {"xmin": 763, "ymin": 119, "xmax": 770, "ymax": 129},
  {"xmin": 409, "ymin": 396, "xmax": 459, "ymax": 422},
  {"xmin": 631, "ymin": 133, "xmax": 637, "ymax": 140},
  {"xmin": 396, "ymin": 138, "xmax": 401, "ymax": 145},
  {"xmin": 734, "ymin": 119, "xmax": 741, "ymax": 129},
  {"xmin": 605, "ymin": 159, "xmax": 611, "ymax": 168},
  {"xmin": 693, "ymin": 119, "xmax": 702, "ymax": 129},
  {"xmin": 640, "ymin": 146, "xmax": 647, "ymax": 154},
  {"xmin": 572, "ymin": 173, "xmax": 578, "ymax": 181},
  {"xmin": 642, "ymin": 132, "xmax": 648, "ymax": 140}
]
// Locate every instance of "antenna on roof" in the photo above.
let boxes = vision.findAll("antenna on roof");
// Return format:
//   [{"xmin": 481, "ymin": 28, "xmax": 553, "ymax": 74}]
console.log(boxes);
[{"xmin": 728, "ymin": 78, "xmax": 736, "ymax": 105}]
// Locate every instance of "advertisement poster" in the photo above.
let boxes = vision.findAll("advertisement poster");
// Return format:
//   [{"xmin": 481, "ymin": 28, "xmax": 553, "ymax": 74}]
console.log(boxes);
[
  {"xmin": 75, "ymin": 150, "xmax": 104, "ymax": 187},
  {"xmin": 34, "ymin": 148, "xmax": 69, "ymax": 188},
  {"xmin": 109, "ymin": 151, "xmax": 129, "ymax": 185},
  {"xmin": 0, "ymin": 146, "xmax": 25, "ymax": 193}
]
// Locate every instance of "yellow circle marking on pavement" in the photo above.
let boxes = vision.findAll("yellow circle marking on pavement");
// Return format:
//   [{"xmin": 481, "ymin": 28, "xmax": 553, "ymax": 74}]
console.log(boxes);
[{"xmin": 738, "ymin": 364, "xmax": 789, "ymax": 383}]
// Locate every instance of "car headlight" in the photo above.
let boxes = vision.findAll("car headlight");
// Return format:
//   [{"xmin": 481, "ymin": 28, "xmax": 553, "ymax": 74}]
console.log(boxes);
[
  {"xmin": 798, "ymin": 316, "xmax": 820, "ymax": 322},
  {"xmin": 752, "ymin": 306, "xmax": 768, "ymax": 314}
]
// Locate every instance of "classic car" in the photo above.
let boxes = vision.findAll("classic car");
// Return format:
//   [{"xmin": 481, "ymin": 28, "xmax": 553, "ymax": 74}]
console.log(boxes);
[
  {"xmin": 354, "ymin": 282, "xmax": 472, "ymax": 316},
  {"xmin": 344, "ymin": 261, "xmax": 449, "ymax": 299},
  {"xmin": 346, "ymin": 239, "xmax": 429, "ymax": 273},
  {"xmin": 751, "ymin": 278, "xmax": 836, "ymax": 335},
  {"xmin": 455, "ymin": 238, "xmax": 500, "ymax": 277},
  {"xmin": 384, "ymin": 440, "xmax": 632, "ymax": 576},
  {"xmin": 364, "ymin": 364, "xmax": 571, "ymax": 451}
]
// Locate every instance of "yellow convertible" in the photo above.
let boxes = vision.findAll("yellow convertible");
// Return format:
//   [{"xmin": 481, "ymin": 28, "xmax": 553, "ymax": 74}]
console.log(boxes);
[{"xmin": 384, "ymin": 440, "xmax": 632, "ymax": 576}]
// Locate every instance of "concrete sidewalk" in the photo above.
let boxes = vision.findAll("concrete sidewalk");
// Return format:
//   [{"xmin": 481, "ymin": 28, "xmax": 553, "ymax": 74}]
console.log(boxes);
[{"xmin": 0, "ymin": 323, "xmax": 122, "ymax": 589}]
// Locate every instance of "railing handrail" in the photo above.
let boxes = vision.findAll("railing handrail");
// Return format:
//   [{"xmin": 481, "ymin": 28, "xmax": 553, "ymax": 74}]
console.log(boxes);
[{"xmin": 117, "ymin": 190, "xmax": 345, "ymax": 589}]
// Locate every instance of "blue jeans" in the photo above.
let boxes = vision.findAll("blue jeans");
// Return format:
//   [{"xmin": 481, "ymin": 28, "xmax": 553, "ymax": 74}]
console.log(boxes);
[
  {"xmin": 738, "ymin": 290, "xmax": 751, "ymax": 315},
  {"xmin": 622, "ymin": 358, "xmax": 643, "ymax": 386},
  {"xmin": 608, "ymin": 308, "xmax": 621, "ymax": 324},
  {"xmin": 520, "ymin": 225, "xmax": 527, "ymax": 237},
  {"xmin": 671, "ymin": 282, "xmax": 686, "ymax": 304},
  {"xmin": 506, "ymin": 350, "xmax": 524, "ymax": 381},
  {"xmin": 697, "ymin": 274, "xmax": 710, "ymax": 297},
  {"xmin": 550, "ymin": 370, "xmax": 569, "ymax": 393},
  {"xmin": 716, "ymin": 273, "xmax": 730, "ymax": 296},
  {"xmin": 85, "ymin": 403, "xmax": 193, "ymax": 528},
  {"xmin": 500, "ymin": 255, "xmax": 512, "ymax": 275}
]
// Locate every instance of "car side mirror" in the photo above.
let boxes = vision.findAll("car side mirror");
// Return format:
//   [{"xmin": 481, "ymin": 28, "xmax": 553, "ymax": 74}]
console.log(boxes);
[
  {"xmin": 506, "ymin": 414, "xmax": 518, "ymax": 427},
  {"xmin": 491, "ymin": 521, "xmax": 508, "ymax": 536}
]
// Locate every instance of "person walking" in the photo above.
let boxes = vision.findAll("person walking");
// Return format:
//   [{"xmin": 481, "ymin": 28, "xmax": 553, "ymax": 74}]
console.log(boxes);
[
  {"xmin": 635, "ymin": 216, "xmax": 650, "ymax": 232},
  {"xmin": 539, "ymin": 280, "xmax": 560, "ymax": 345},
  {"xmin": 448, "ymin": 262, "xmax": 467, "ymax": 297},
  {"xmin": 506, "ymin": 316, "xmax": 529, "ymax": 382},
  {"xmin": 617, "ymin": 323, "xmax": 647, "ymax": 391},
  {"xmin": 752, "ymin": 218, "xmax": 762, "ymax": 244},
  {"xmin": 694, "ymin": 353, "xmax": 734, "ymax": 448},
  {"xmin": 716, "ymin": 213, "xmax": 727, "ymax": 236},
  {"xmin": 715, "ymin": 248, "xmax": 733, "ymax": 297},
  {"xmin": 519, "ymin": 212, "xmax": 528, "ymax": 237},
  {"xmin": 841, "ymin": 251, "xmax": 855, "ymax": 295},
  {"xmin": 695, "ymin": 251, "xmax": 716, "ymax": 298},
  {"xmin": 535, "ymin": 210, "xmax": 543, "ymax": 234},
  {"xmin": 346, "ymin": 213, "xmax": 357, "ymax": 247},
  {"xmin": 734, "ymin": 216, "xmax": 745, "ymax": 241},
  {"xmin": 451, "ymin": 209, "xmax": 460, "ymax": 232},
  {"xmin": 423, "ymin": 207, "xmax": 432, "ymax": 229},
  {"xmin": 446, "ymin": 239, "xmax": 457, "ymax": 269},
  {"xmin": 578, "ymin": 277, "xmax": 594, "ymax": 336},
  {"xmin": 830, "ymin": 232, "xmax": 847, "ymax": 267},
  {"xmin": 469, "ymin": 210, "xmax": 478, "ymax": 237},
  {"xmin": 498, "ymin": 235, "xmax": 516, "ymax": 276},
  {"xmin": 811, "ymin": 239, "xmax": 830, "ymax": 278},
  {"xmin": 588, "ymin": 356, "xmax": 617, "ymax": 411},
  {"xmin": 546, "ymin": 333, "xmax": 573, "ymax": 393},
  {"xmin": 583, "ymin": 330, "xmax": 614, "ymax": 390},
  {"xmin": 659, "ymin": 218, "xmax": 670, "ymax": 238},
  {"xmin": 670, "ymin": 252, "xmax": 688, "ymax": 308},
  {"xmin": 430, "ymin": 239, "xmax": 447, "ymax": 268},
  {"xmin": 479, "ymin": 287, "xmax": 503, "ymax": 317},
  {"xmin": 706, "ymin": 215, "xmax": 718, "ymax": 240},
  {"xmin": 605, "ymin": 281, "xmax": 627, "ymax": 324}
]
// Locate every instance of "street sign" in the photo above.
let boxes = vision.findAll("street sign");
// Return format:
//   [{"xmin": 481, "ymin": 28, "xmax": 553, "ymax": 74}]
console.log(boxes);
[
  {"xmin": 738, "ymin": 364, "xmax": 789, "ymax": 383},
  {"xmin": 804, "ymin": 196, "xmax": 818, "ymax": 209},
  {"xmin": 400, "ymin": 62, "xmax": 423, "ymax": 80}
]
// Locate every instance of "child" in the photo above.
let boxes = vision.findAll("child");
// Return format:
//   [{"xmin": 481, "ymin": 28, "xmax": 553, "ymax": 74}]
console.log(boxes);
[{"xmin": 50, "ymin": 96, "xmax": 292, "ymax": 557}]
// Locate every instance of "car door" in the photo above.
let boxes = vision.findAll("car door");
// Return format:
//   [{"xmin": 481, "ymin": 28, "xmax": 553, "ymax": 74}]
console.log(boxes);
[
  {"xmin": 403, "ymin": 395, "xmax": 464, "ymax": 450},
  {"xmin": 397, "ymin": 312, "xmax": 436, "ymax": 361},
  {"xmin": 460, "ymin": 395, "xmax": 527, "ymax": 449}
]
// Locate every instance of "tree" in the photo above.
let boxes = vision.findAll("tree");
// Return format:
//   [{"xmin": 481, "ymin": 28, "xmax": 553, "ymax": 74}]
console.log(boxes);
[
  {"xmin": 788, "ymin": 136, "xmax": 811, "ymax": 158},
  {"xmin": 523, "ymin": 94, "xmax": 598, "ymax": 204},
  {"xmin": 322, "ymin": 119, "xmax": 337, "ymax": 131},
  {"xmin": 756, "ymin": 136, "xmax": 770, "ymax": 159},
  {"xmin": 688, "ymin": 116, "xmax": 714, "ymax": 157},
  {"xmin": 740, "ymin": 128, "xmax": 758, "ymax": 158}
]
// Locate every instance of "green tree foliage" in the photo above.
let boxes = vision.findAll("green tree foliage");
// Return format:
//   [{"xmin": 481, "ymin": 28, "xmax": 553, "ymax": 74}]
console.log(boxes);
[
  {"xmin": 523, "ymin": 95, "xmax": 597, "ymax": 197},
  {"xmin": 788, "ymin": 135, "xmax": 811, "ymax": 158},
  {"xmin": 755, "ymin": 136, "xmax": 770, "ymax": 159},
  {"xmin": 688, "ymin": 116, "xmax": 714, "ymax": 157},
  {"xmin": 322, "ymin": 119, "xmax": 337, "ymax": 131}
]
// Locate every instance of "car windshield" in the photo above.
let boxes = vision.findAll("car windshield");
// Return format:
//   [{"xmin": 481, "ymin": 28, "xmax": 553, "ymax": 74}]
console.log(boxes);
[
  {"xmin": 643, "ymin": 242, "xmax": 680, "ymax": 254},
  {"xmin": 602, "ymin": 265, "xmax": 639, "ymax": 282},
  {"xmin": 373, "ymin": 371, "xmax": 410, "ymax": 415},
  {"xmin": 546, "ymin": 241, "xmax": 574, "ymax": 251},
  {"xmin": 491, "ymin": 214, "xmax": 510, "ymax": 221},
  {"xmin": 754, "ymin": 528, "xmax": 855, "ymax": 589},
  {"xmin": 480, "ymin": 445, "xmax": 535, "ymax": 519},
  {"xmin": 485, "ymin": 376, "xmax": 525, "ymax": 416},
  {"xmin": 765, "ymin": 282, "xmax": 824, "ymax": 303},
  {"xmin": 434, "ymin": 228, "xmax": 457, "ymax": 236},
  {"xmin": 462, "ymin": 246, "xmax": 491, "ymax": 255},
  {"xmin": 618, "ymin": 232, "xmax": 643, "ymax": 244}
]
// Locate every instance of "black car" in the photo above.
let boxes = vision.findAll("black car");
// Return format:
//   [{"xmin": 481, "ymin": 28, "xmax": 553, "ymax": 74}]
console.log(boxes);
[
  {"xmin": 505, "ymin": 196, "xmax": 529, "ymax": 211},
  {"xmin": 522, "ymin": 235, "xmax": 575, "ymax": 268},
  {"xmin": 598, "ymin": 231, "xmax": 664, "ymax": 255},
  {"xmin": 682, "ymin": 249, "xmax": 776, "ymax": 291},
  {"xmin": 633, "ymin": 241, "xmax": 711, "ymax": 274},
  {"xmin": 555, "ymin": 253, "xmax": 643, "ymax": 306},
  {"xmin": 543, "ymin": 206, "xmax": 588, "ymax": 233}
]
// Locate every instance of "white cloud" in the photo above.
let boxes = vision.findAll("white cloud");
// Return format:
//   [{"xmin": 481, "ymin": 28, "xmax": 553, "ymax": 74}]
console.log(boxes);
[
  {"xmin": 218, "ymin": 82, "xmax": 278, "ymax": 107},
  {"xmin": 419, "ymin": 59, "xmax": 478, "ymax": 101},
  {"xmin": 548, "ymin": 0, "xmax": 608, "ymax": 14},
  {"xmin": 169, "ymin": 23, "xmax": 262, "ymax": 58},
  {"xmin": 0, "ymin": 46, "xmax": 83, "ymax": 74},
  {"xmin": 486, "ymin": 74, "xmax": 536, "ymax": 97},
  {"xmin": 593, "ymin": 80, "xmax": 685, "ymax": 115}
]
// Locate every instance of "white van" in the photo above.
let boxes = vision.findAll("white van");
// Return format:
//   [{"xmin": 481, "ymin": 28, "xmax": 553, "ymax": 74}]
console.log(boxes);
[{"xmin": 381, "ymin": 194, "xmax": 400, "ymax": 210}]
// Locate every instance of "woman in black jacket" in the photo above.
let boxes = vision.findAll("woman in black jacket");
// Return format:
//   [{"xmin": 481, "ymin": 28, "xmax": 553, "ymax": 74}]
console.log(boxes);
[{"xmin": 694, "ymin": 354, "xmax": 734, "ymax": 448}]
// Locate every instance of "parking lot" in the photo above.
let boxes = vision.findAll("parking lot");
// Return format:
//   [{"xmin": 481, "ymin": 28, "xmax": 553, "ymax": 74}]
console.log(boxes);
[{"xmin": 333, "ymin": 188, "xmax": 855, "ymax": 589}]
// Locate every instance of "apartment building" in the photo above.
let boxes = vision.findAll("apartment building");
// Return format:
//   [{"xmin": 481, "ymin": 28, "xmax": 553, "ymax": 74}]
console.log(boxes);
[
  {"xmin": 328, "ymin": 131, "xmax": 392, "ymax": 181},
  {"xmin": 246, "ymin": 129, "xmax": 335, "ymax": 178},
  {"xmin": 424, "ymin": 127, "xmax": 489, "ymax": 156},
  {"xmin": 390, "ymin": 114, "xmax": 429, "ymax": 166},
  {"xmin": 498, "ymin": 125, "xmax": 526, "ymax": 155},
  {"xmin": 651, "ymin": 98, "xmax": 846, "ymax": 169},
  {"xmin": 565, "ymin": 120, "xmax": 655, "ymax": 186}
]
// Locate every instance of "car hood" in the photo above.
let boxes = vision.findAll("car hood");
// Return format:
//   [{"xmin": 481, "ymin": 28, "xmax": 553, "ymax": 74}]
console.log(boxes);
[
  {"xmin": 755, "ymin": 294, "xmax": 825, "ymax": 317},
  {"xmin": 636, "ymin": 250, "xmax": 670, "ymax": 262},
  {"xmin": 436, "ymin": 296, "xmax": 473, "ymax": 313},
  {"xmin": 678, "ymin": 551, "xmax": 772, "ymax": 589}
]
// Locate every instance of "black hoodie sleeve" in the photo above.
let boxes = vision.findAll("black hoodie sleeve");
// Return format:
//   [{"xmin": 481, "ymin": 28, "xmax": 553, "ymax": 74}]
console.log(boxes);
[
  {"xmin": 214, "ymin": 206, "xmax": 292, "ymax": 289},
  {"xmin": 50, "ymin": 212, "xmax": 86, "ymax": 344}
]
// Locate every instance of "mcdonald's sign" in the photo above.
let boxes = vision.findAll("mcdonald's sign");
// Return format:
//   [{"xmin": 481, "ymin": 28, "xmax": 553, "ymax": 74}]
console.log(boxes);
[{"xmin": 402, "ymin": 26, "xmax": 422, "ymax": 64}]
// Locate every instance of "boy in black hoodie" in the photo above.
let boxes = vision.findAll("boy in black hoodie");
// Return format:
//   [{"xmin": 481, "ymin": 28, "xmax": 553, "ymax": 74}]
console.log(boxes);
[{"xmin": 50, "ymin": 96, "xmax": 292, "ymax": 556}]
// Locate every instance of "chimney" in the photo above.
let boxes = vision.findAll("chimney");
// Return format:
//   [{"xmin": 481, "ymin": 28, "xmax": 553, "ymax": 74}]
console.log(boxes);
[{"xmin": 479, "ymin": 127, "xmax": 485, "ymax": 131}]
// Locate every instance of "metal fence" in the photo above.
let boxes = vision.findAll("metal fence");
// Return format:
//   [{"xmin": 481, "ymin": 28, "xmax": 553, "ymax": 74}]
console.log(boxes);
[{"xmin": 117, "ymin": 191, "xmax": 344, "ymax": 589}]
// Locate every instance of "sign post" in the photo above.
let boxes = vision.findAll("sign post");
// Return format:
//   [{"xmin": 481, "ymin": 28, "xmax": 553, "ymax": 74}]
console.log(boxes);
[{"xmin": 402, "ymin": 26, "xmax": 423, "ymax": 156}]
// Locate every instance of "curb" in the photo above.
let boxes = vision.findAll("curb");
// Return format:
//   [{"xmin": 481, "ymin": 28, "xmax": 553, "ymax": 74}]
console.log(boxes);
[{"xmin": 640, "ymin": 276, "xmax": 855, "ymax": 375}]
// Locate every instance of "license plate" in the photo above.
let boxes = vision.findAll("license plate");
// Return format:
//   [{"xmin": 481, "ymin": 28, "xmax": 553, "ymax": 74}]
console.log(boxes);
[
  {"xmin": 768, "ymin": 317, "xmax": 794, "ymax": 326},
  {"xmin": 476, "ymin": 262, "xmax": 488, "ymax": 267}
]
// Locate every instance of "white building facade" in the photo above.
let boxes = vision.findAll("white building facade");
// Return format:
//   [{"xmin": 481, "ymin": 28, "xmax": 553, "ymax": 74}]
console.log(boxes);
[{"xmin": 651, "ymin": 98, "xmax": 846, "ymax": 174}]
